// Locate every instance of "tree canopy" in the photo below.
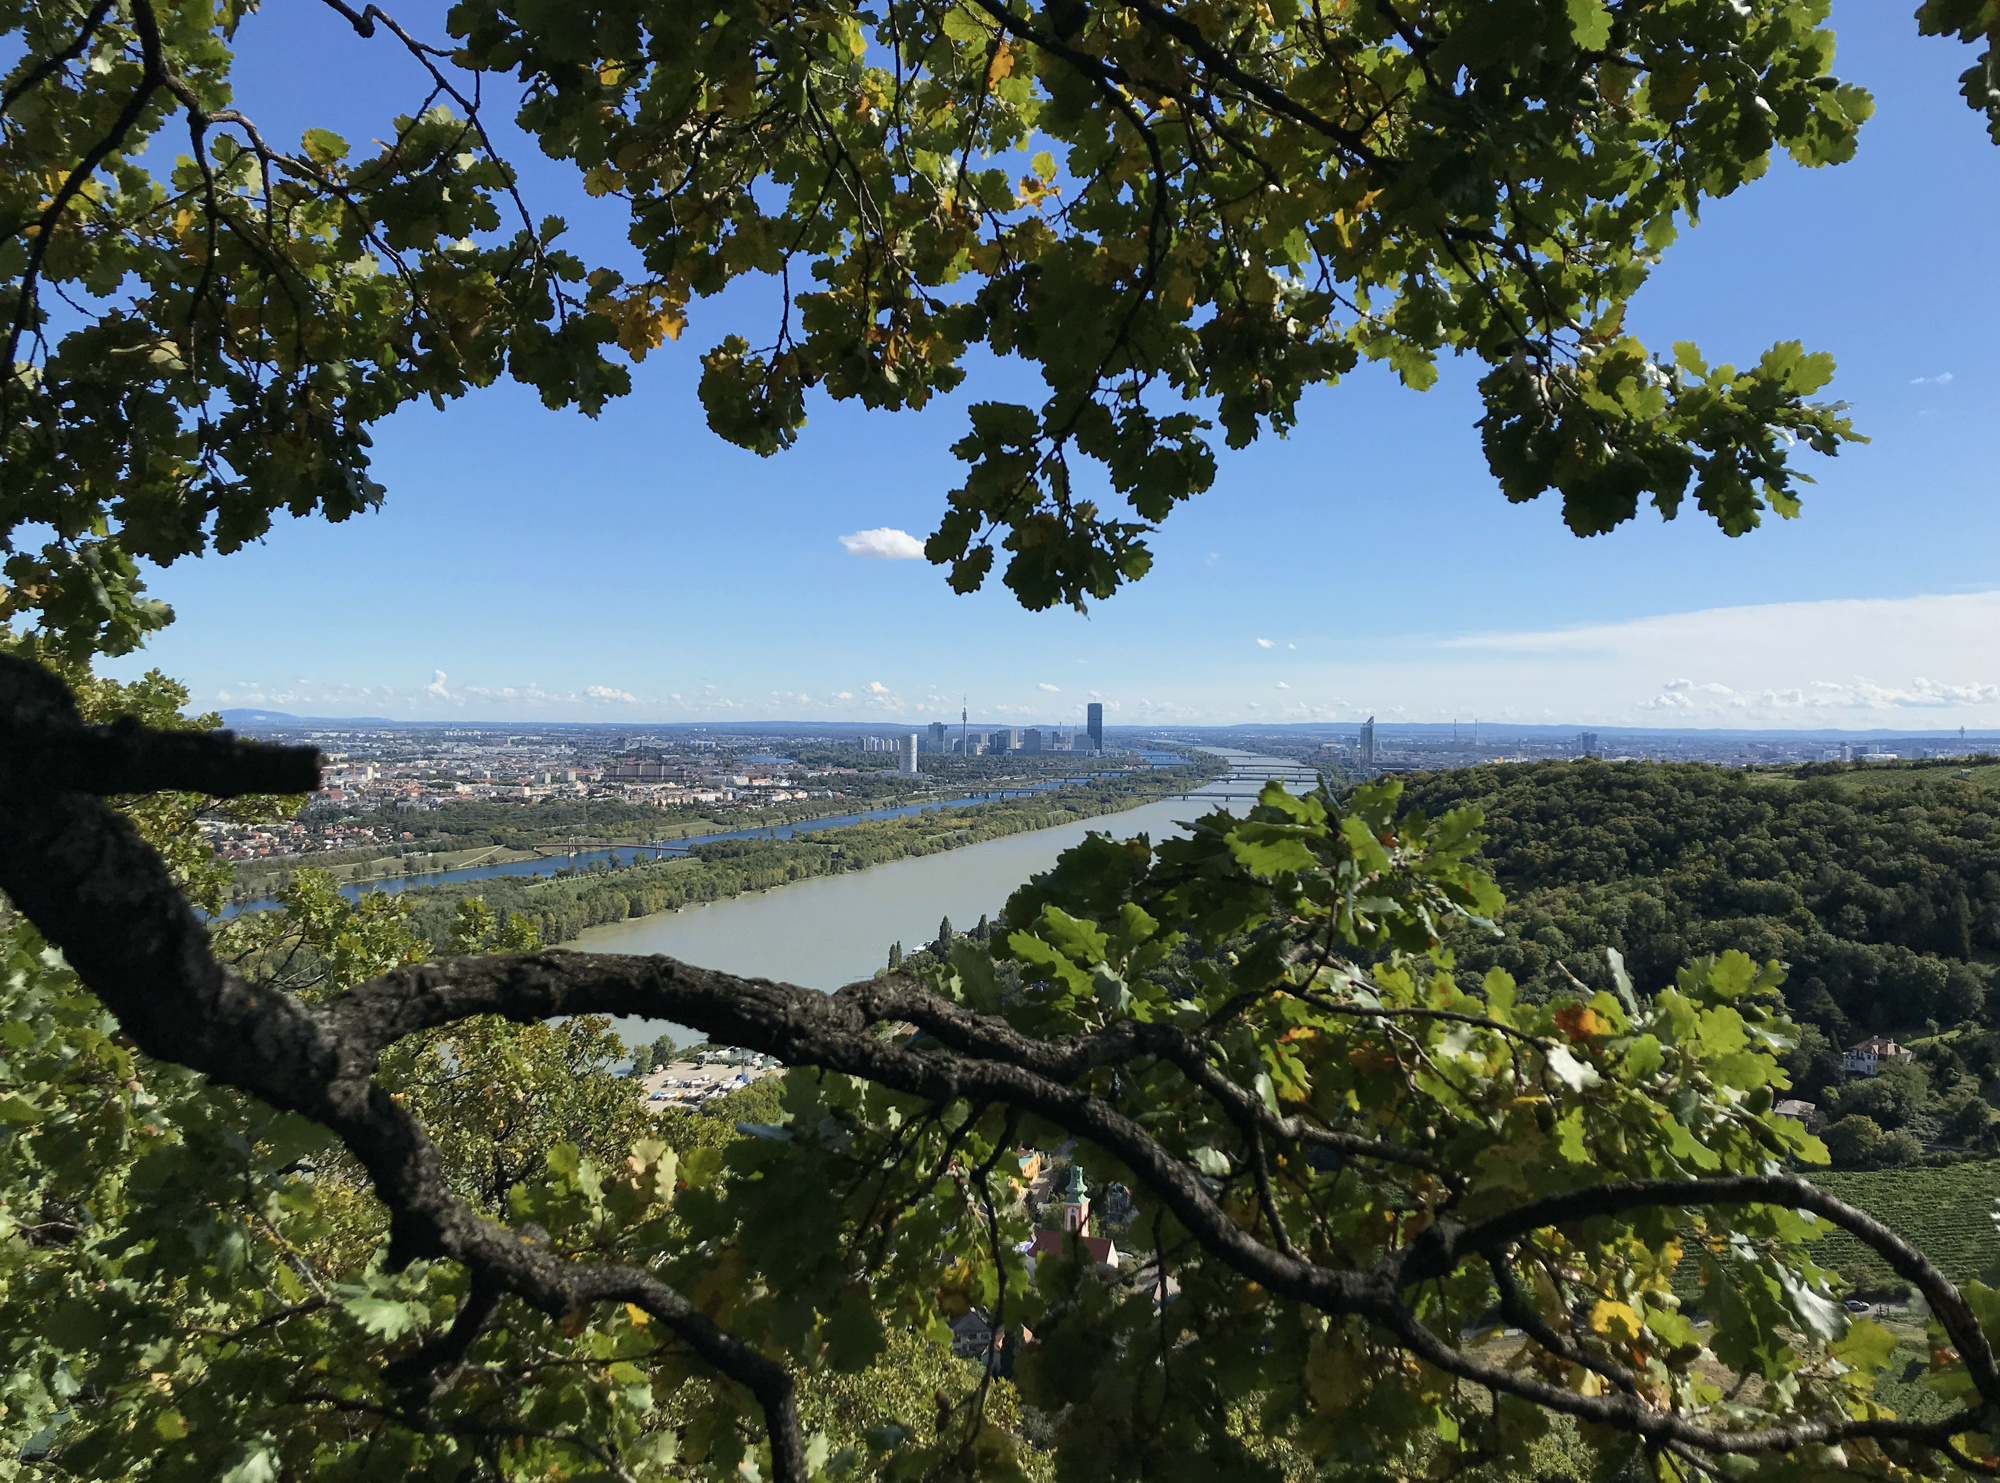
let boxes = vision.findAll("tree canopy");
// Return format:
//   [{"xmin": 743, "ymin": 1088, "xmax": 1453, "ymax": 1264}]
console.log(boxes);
[{"xmin": 18, "ymin": 0, "xmax": 1992, "ymax": 649}]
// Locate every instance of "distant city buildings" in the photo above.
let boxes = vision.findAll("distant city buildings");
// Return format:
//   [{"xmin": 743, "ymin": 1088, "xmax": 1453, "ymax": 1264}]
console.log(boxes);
[
  {"xmin": 899, "ymin": 734, "xmax": 919, "ymax": 775},
  {"xmin": 1577, "ymin": 731, "xmax": 1601, "ymax": 757},
  {"xmin": 209, "ymin": 707, "xmax": 1999, "ymax": 869}
]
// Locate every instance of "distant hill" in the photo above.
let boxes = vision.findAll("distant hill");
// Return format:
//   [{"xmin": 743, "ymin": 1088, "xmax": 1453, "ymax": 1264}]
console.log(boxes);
[{"xmin": 218, "ymin": 709, "xmax": 399, "ymax": 728}]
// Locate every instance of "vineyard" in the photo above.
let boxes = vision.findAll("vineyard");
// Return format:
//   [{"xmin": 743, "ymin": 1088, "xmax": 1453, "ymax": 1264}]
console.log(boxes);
[{"xmin": 1804, "ymin": 1161, "xmax": 2000, "ymax": 1291}]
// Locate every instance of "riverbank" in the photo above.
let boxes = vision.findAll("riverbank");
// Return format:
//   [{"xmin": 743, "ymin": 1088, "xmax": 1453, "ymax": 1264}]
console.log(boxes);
[
  {"xmin": 572, "ymin": 750, "xmax": 1315, "ymax": 1032},
  {"xmin": 292, "ymin": 842, "xmax": 546, "ymax": 890},
  {"xmin": 220, "ymin": 765, "xmax": 1189, "ymax": 918},
  {"xmin": 382, "ymin": 759, "xmax": 1227, "ymax": 953}
]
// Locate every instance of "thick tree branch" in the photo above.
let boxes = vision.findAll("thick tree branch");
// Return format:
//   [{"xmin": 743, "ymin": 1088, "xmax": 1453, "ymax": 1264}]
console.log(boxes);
[{"xmin": 0, "ymin": 654, "xmax": 806, "ymax": 1483}]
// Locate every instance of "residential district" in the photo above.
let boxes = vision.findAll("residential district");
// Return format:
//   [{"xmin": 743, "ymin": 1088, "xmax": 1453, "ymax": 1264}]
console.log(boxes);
[{"xmin": 202, "ymin": 705, "xmax": 1120, "ymax": 862}]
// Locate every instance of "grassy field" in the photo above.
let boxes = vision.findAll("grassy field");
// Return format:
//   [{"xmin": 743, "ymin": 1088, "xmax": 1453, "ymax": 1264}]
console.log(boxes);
[
  {"xmin": 230, "ymin": 842, "xmax": 547, "ymax": 896},
  {"xmin": 1745, "ymin": 756, "xmax": 2000, "ymax": 798},
  {"xmin": 1803, "ymin": 1161, "xmax": 2000, "ymax": 1290}
]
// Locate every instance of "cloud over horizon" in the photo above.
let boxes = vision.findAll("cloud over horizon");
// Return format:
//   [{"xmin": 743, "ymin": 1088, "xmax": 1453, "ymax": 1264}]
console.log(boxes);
[
  {"xmin": 838, "ymin": 527, "xmax": 925, "ymax": 559},
  {"xmin": 1433, "ymin": 589, "xmax": 2000, "ymax": 724},
  {"xmin": 199, "ymin": 590, "xmax": 2000, "ymax": 730}
]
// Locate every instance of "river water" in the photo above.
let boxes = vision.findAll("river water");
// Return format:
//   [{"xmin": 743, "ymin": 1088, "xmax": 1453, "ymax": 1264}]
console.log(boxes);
[
  {"xmin": 571, "ymin": 749, "xmax": 1317, "ymax": 1046},
  {"xmin": 222, "ymin": 767, "xmax": 1161, "ymax": 917}
]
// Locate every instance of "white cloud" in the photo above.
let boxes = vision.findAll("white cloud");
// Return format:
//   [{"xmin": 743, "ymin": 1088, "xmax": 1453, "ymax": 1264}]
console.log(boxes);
[
  {"xmin": 1911, "ymin": 372, "xmax": 1955, "ymax": 385},
  {"xmin": 838, "ymin": 527, "xmax": 925, "ymax": 559},
  {"xmin": 867, "ymin": 681, "xmax": 890, "ymax": 694},
  {"xmin": 1440, "ymin": 589, "xmax": 2000, "ymax": 723},
  {"xmin": 586, "ymin": 685, "xmax": 638, "ymax": 704},
  {"xmin": 1275, "ymin": 681, "xmax": 1289, "ymax": 689},
  {"xmin": 1256, "ymin": 638, "xmax": 1276, "ymax": 649},
  {"xmin": 425, "ymin": 670, "xmax": 452, "ymax": 701},
  {"xmin": 1639, "ymin": 675, "xmax": 2000, "ymax": 713},
  {"xmin": 1038, "ymin": 682, "xmax": 1060, "ymax": 692}
]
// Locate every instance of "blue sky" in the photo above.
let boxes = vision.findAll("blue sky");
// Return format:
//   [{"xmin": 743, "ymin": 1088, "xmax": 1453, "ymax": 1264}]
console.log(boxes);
[{"xmin": 104, "ymin": 4, "xmax": 2000, "ymax": 729}]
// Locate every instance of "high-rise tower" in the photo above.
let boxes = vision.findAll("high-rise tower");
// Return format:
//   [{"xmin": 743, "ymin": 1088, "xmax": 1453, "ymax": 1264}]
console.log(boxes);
[
  {"xmin": 1086, "ymin": 702, "xmax": 1104, "ymax": 753},
  {"xmin": 1359, "ymin": 716, "xmax": 1375, "ymax": 768}
]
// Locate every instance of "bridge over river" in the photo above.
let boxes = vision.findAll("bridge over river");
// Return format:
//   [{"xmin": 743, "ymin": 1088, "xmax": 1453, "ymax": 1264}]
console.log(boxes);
[{"xmin": 1165, "ymin": 761, "xmax": 1324, "ymax": 802}]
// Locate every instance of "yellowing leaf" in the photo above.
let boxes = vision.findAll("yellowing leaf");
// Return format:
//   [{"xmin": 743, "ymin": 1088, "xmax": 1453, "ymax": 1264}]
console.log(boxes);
[
  {"xmin": 625, "ymin": 1302, "xmax": 652, "ymax": 1326},
  {"xmin": 602, "ymin": 282, "xmax": 690, "ymax": 359},
  {"xmin": 987, "ymin": 42, "xmax": 1014, "ymax": 88},
  {"xmin": 1553, "ymin": 1003, "xmax": 1603, "ymax": 1040},
  {"xmin": 1589, "ymin": 1299, "xmax": 1641, "ymax": 1344},
  {"xmin": 300, "ymin": 127, "xmax": 348, "ymax": 166},
  {"xmin": 583, "ymin": 162, "xmax": 627, "ymax": 197}
]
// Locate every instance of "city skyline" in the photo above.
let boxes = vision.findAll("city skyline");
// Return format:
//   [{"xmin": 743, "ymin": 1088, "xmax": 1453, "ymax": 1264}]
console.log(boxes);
[{"xmin": 209, "ymin": 705, "xmax": 2000, "ymax": 742}]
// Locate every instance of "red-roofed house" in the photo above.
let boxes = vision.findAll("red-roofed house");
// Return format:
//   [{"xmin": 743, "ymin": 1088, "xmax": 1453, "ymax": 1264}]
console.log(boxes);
[
  {"xmin": 1029, "ymin": 1229, "xmax": 1119, "ymax": 1267},
  {"xmin": 1844, "ymin": 1037, "xmax": 1911, "ymax": 1077}
]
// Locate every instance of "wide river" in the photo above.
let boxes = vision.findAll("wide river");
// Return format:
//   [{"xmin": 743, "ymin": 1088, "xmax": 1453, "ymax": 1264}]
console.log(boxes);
[
  {"xmin": 221, "ymin": 759, "xmax": 1200, "ymax": 916},
  {"xmin": 572, "ymin": 749, "xmax": 1316, "ymax": 1046}
]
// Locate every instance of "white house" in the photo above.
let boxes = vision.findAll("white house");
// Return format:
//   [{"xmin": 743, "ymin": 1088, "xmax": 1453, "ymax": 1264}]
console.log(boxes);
[{"xmin": 1843, "ymin": 1037, "xmax": 1910, "ymax": 1077}]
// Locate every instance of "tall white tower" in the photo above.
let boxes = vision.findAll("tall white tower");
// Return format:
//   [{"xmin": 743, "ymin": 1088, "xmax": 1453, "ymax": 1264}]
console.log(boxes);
[{"xmin": 899, "ymin": 733, "xmax": 919, "ymax": 775}]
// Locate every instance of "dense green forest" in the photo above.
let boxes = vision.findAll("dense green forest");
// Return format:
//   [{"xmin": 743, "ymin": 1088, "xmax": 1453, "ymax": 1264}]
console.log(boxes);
[
  {"xmin": 384, "ymin": 764, "xmax": 1218, "ymax": 951},
  {"xmin": 1399, "ymin": 757, "xmax": 2000, "ymax": 1164}
]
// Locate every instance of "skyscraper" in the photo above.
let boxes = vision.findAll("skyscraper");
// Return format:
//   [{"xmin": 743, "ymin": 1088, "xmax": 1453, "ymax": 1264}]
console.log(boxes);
[
  {"xmin": 1086, "ymin": 702, "xmax": 1104, "ymax": 752},
  {"xmin": 927, "ymin": 721, "xmax": 949, "ymax": 752},
  {"xmin": 1577, "ymin": 731, "xmax": 1601, "ymax": 757},
  {"xmin": 1359, "ymin": 716, "xmax": 1375, "ymax": 768},
  {"xmin": 899, "ymin": 734, "xmax": 919, "ymax": 775}
]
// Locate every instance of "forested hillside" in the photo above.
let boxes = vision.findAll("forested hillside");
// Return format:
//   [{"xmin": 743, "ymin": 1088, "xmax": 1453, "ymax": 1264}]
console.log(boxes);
[{"xmin": 1399, "ymin": 758, "xmax": 2000, "ymax": 1161}]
